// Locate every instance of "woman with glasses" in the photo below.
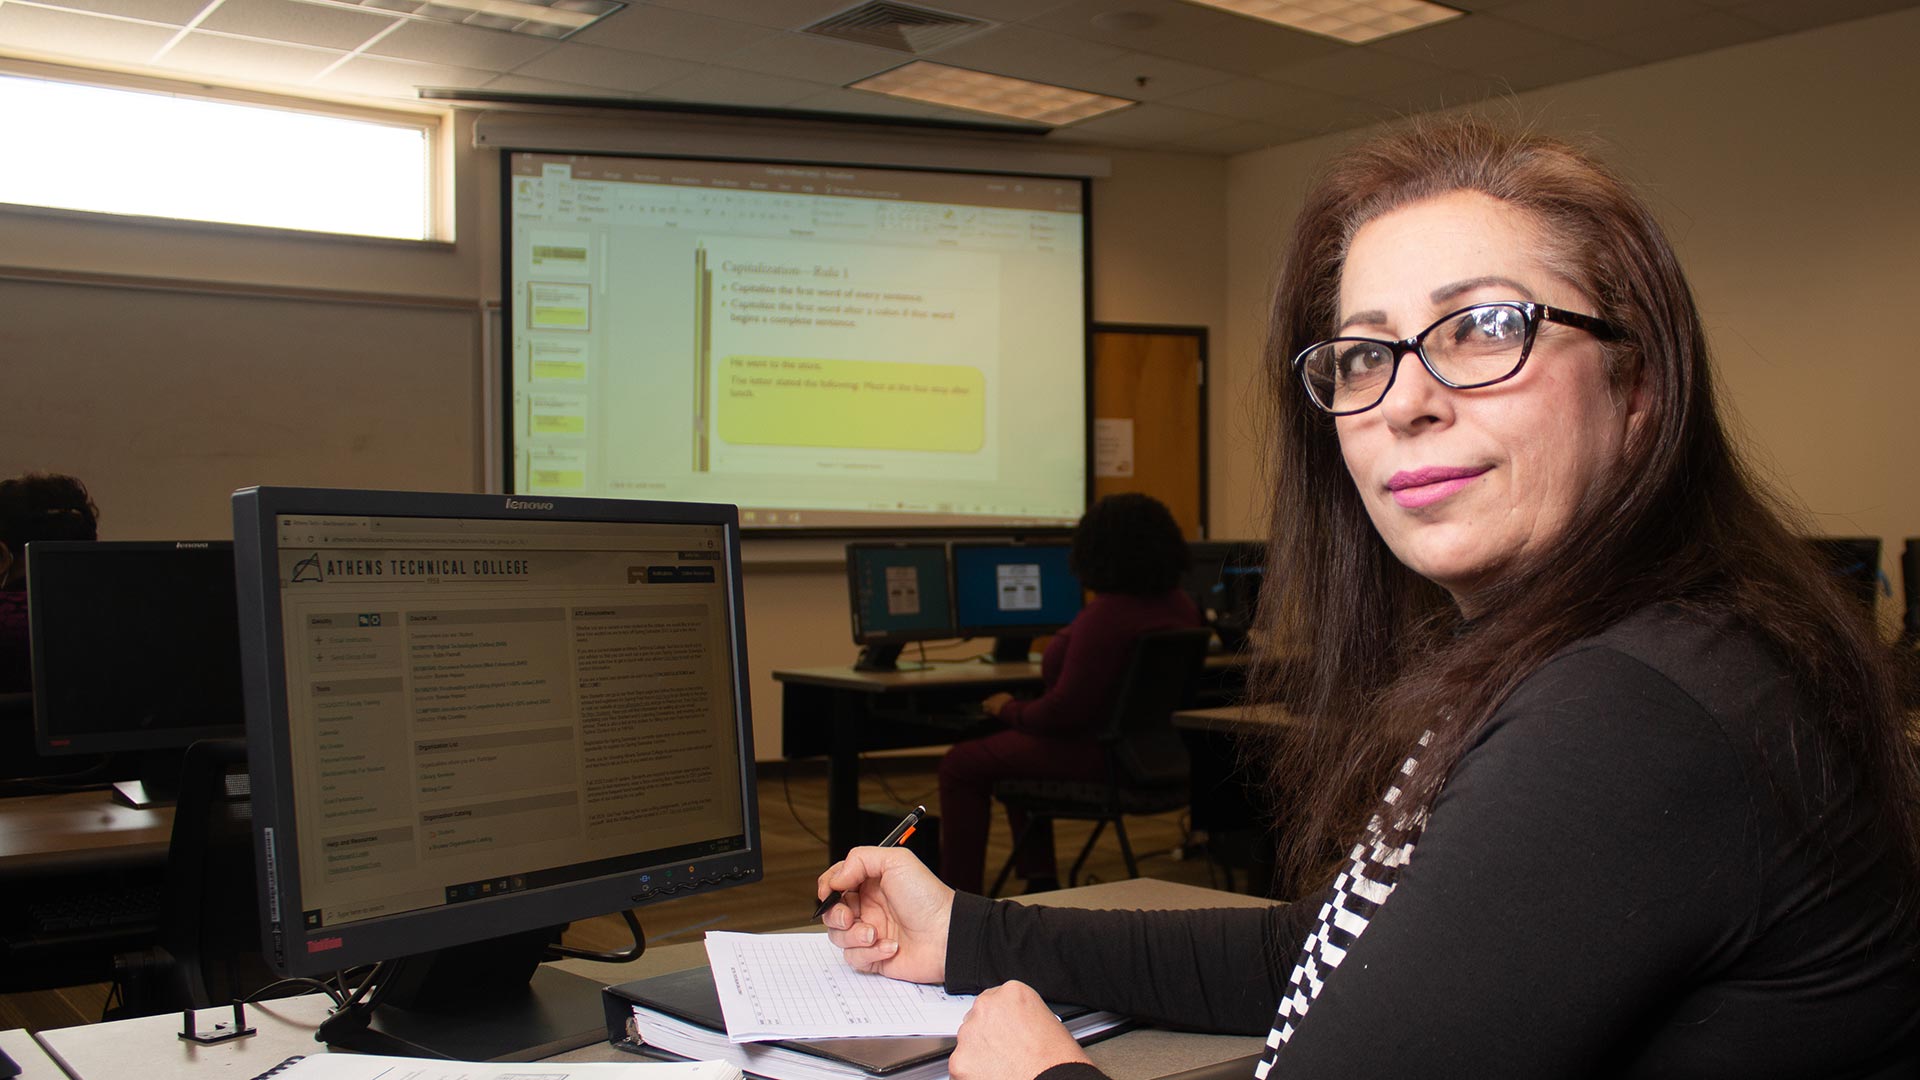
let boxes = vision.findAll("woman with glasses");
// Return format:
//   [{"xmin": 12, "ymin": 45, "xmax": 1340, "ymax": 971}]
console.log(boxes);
[{"xmin": 817, "ymin": 118, "xmax": 1920, "ymax": 1079}]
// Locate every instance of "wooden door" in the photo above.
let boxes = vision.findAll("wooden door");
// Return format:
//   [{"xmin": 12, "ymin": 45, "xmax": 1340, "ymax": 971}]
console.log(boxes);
[{"xmin": 1091, "ymin": 325, "xmax": 1207, "ymax": 538}]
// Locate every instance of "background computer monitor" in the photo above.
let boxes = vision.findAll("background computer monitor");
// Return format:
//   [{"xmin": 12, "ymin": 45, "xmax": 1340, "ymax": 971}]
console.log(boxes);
[
  {"xmin": 1184, "ymin": 541, "xmax": 1268, "ymax": 652},
  {"xmin": 26, "ymin": 540, "xmax": 246, "ymax": 805},
  {"xmin": 1806, "ymin": 536, "xmax": 1882, "ymax": 612},
  {"xmin": 950, "ymin": 541, "xmax": 1082, "ymax": 662},
  {"xmin": 232, "ymin": 487, "xmax": 761, "ymax": 1059},
  {"xmin": 845, "ymin": 542, "xmax": 954, "ymax": 671}
]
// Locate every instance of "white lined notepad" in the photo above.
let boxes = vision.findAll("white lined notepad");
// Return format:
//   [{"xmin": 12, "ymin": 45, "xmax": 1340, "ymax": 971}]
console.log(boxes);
[{"xmin": 703, "ymin": 931, "xmax": 976, "ymax": 1042}]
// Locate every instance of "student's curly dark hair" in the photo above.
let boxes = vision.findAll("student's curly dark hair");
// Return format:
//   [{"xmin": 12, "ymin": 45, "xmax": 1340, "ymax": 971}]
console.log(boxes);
[
  {"xmin": 0, "ymin": 473, "xmax": 99, "ymax": 579},
  {"xmin": 1069, "ymin": 492, "xmax": 1189, "ymax": 595}
]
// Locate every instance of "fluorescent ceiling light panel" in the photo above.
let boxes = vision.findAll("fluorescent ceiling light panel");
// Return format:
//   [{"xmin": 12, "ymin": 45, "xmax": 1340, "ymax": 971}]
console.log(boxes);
[
  {"xmin": 341, "ymin": 0, "xmax": 624, "ymax": 38},
  {"xmin": 850, "ymin": 61, "xmax": 1133, "ymax": 126},
  {"xmin": 1182, "ymin": 0, "xmax": 1463, "ymax": 44}
]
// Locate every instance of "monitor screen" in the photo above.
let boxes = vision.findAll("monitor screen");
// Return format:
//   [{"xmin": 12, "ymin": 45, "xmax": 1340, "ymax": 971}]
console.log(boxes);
[
  {"xmin": 27, "ymin": 540, "xmax": 246, "ymax": 755},
  {"xmin": 951, "ymin": 542, "xmax": 1082, "ymax": 636},
  {"xmin": 232, "ymin": 488, "xmax": 760, "ymax": 975},
  {"xmin": 503, "ymin": 150, "xmax": 1090, "ymax": 533},
  {"xmin": 846, "ymin": 543, "xmax": 953, "ymax": 644}
]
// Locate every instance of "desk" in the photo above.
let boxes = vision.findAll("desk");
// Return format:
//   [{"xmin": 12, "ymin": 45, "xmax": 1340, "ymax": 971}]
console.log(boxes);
[
  {"xmin": 1169, "ymin": 705, "xmax": 1297, "ymax": 899},
  {"xmin": 1, "ymin": 1028, "xmax": 65, "ymax": 1079},
  {"xmin": 0, "ymin": 790, "xmax": 172, "ymax": 876},
  {"xmin": 775, "ymin": 662, "xmax": 1046, "ymax": 858},
  {"xmin": 35, "ymin": 877, "xmax": 1271, "ymax": 1080},
  {"xmin": 1170, "ymin": 704, "xmax": 1297, "ymax": 736},
  {"xmin": 0, "ymin": 790, "xmax": 173, "ymax": 992},
  {"xmin": 778, "ymin": 657, "xmax": 1251, "ymax": 859}
]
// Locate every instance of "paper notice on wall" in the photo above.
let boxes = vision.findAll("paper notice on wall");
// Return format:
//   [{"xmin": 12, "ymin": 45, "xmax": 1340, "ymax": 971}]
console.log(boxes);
[{"xmin": 1095, "ymin": 417, "xmax": 1134, "ymax": 478}]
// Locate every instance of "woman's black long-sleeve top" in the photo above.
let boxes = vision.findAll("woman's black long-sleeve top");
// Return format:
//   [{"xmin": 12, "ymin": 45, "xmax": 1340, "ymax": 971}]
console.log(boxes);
[{"xmin": 944, "ymin": 606, "xmax": 1920, "ymax": 1078}]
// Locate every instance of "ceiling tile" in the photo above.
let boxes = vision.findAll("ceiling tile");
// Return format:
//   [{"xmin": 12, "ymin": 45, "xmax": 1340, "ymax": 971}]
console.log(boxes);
[
  {"xmin": 1025, "ymin": 0, "xmax": 1346, "ymax": 75},
  {"xmin": 644, "ymin": 0, "xmax": 851, "ymax": 32},
  {"xmin": 1166, "ymin": 118, "xmax": 1307, "ymax": 154},
  {"xmin": 1492, "ymin": 40, "xmax": 1635, "ymax": 92},
  {"xmin": 197, "ymin": 0, "xmax": 394, "ymax": 51},
  {"xmin": 924, "ymin": 0, "xmax": 1076, "ymax": 19},
  {"xmin": 24, "ymin": 0, "xmax": 208, "ymax": 22},
  {"xmin": 1051, "ymin": 100, "xmax": 1235, "ymax": 141},
  {"xmin": 570, "ymin": 3, "xmax": 781, "ymax": 57},
  {"xmin": 720, "ymin": 32, "xmax": 901, "ymax": 84},
  {"xmin": 510, "ymin": 40, "xmax": 704, "ymax": 94},
  {"xmin": 315, "ymin": 54, "xmax": 494, "ymax": 98},
  {"xmin": 790, "ymin": 86, "xmax": 957, "ymax": 119},
  {"xmin": 1160, "ymin": 74, "xmax": 1312, "ymax": 121},
  {"xmin": 1354, "ymin": 68, "xmax": 1503, "ymax": 115},
  {"xmin": 1732, "ymin": 0, "xmax": 1920, "ymax": 33},
  {"xmin": 642, "ymin": 65, "xmax": 827, "ymax": 107},
  {"xmin": 1597, "ymin": 10, "xmax": 1771, "ymax": 63},
  {"xmin": 0, "ymin": 3, "xmax": 178, "ymax": 64},
  {"xmin": 367, "ymin": 18, "xmax": 558, "ymax": 71},
  {"xmin": 927, "ymin": 24, "xmax": 1126, "ymax": 78},
  {"xmin": 1368, "ymin": 13, "xmax": 1568, "ymax": 68},
  {"xmin": 1496, "ymin": 0, "xmax": 1715, "ymax": 41},
  {"xmin": 1065, "ymin": 48, "xmax": 1236, "ymax": 101},
  {"xmin": 157, "ymin": 30, "xmax": 344, "ymax": 84},
  {"xmin": 1261, "ymin": 43, "xmax": 1453, "ymax": 95}
]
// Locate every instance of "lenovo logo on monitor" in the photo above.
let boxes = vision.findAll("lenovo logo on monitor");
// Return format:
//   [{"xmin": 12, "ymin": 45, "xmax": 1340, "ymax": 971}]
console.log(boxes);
[{"xmin": 504, "ymin": 498, "xmax": 554, "ymax": 511}]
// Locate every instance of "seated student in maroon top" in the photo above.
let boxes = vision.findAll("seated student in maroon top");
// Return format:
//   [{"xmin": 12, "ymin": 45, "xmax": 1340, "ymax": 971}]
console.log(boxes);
[{"xmin": 936, "ymin": 493, "xmax": 1204, "ymax": 895}]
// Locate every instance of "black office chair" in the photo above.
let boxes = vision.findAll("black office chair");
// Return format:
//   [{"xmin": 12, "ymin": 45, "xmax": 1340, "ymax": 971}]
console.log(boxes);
[
  {"xmin": 114, "ymin": 738, "xmax": 277, "ymax": 1015},
  {"xmin": 987, "ymin": 628, "xmax": 1213, "ymax": 897}
]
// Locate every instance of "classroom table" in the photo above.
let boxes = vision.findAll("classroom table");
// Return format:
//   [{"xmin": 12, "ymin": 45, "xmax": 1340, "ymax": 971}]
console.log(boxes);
[
  {"xmin": 777, "ymin": 655, "xmax": 1252, "ymax": 860},
  {"xmin": 0, "ymin": 1028, "xmax": 66, "ymax": 1080},
  {"xmin": 774, "ymin": 661, "xmax": 1047, "ymax": 859},
  {"xmin": 0, "ymin": 789, "xmax": 174, "ymax": 992},
  {"xmin": 33, "ymin": 877, "xmax": 1274, "ymax": 1080}
]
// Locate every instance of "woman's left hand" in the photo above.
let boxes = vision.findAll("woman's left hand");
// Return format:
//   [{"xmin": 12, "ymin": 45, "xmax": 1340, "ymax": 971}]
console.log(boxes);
[
  {"xmin": 981, "ymin": 692, "xmax": 1015, "ymax": 718},
  {"xmin": 950, "ymin": 980, "xmax": 1092, "ymax": 1080}
]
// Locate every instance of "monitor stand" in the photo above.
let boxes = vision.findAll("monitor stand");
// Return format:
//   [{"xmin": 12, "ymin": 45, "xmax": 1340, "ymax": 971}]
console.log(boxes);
[
  {"xmin": 853, "ymin": 644, "xmax": 930, "ymax": 672},
  {"xmin": 319, "ymin": 929, "xmax": 609, "ymax": 1061},
  {"xmin": 988, "ymin": 636, "xmax": 1034, "ymax": 663}
]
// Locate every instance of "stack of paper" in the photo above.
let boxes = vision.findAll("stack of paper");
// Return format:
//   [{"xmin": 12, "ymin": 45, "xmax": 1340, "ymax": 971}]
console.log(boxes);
[
  {"xmin": 256, "ymin": 1053, "xmax": 741, "ymax": 1080},
  {"xmin": 703, "ymin": 932, "xmax": 977, "ymax": 1042}
]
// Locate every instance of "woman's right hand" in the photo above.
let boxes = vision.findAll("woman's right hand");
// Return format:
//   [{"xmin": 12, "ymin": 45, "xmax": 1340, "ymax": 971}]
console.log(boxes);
[{"xmin": 818, "ymin": 845, "xmax": 954, "ymax": 984}]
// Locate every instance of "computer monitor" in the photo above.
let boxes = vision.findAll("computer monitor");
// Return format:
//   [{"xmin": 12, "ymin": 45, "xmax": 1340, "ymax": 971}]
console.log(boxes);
[
  {"xmin": 1184, "ymin": 541, "xmax": 1267, "ymax": 651},
  {"xmin": 26, "ymin": 540, "xmax": 247, "ymax": 806},
  {"xmin": 231, "ymin": 487, "xmax": 761, "ymax": 1059},
  {"xmin": 845, "ymin": 543, "xmax": 954, "ymax": 672},
  {"xmin": 950, "ymin": 541, "xmax": 1082, "ymax": 662},
  {"xmin": 1806, "ymin": 536, "xmax": 1881, "ymax": 612}
]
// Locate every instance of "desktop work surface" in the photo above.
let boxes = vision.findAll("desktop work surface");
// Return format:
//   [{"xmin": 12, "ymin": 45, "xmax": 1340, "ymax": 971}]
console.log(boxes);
[{"xmin": 34, "ymin": 878, "xmax": 1273, "ymax": 1080}]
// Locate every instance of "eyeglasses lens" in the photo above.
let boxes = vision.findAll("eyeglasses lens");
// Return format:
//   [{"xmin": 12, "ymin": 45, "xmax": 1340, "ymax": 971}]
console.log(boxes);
[{"xmin": 1299, "ymin": 303, "xmax": 1532, "ymax": 414}]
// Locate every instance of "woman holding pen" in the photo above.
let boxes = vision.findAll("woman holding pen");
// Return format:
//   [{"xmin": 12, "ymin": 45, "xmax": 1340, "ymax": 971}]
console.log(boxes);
[{"xmin": 816, "ymin": 117, "xmax": 1920, "ymax": 1078}]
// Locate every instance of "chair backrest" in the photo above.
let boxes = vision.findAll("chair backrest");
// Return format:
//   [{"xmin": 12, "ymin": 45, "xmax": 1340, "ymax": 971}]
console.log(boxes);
[
  {"xmin": 164, "ymin": 737, "xmax": 273, "ymax": 1007},
  {"xmin": 1102, "ymin": 628, "xmax": 1213, "ymax": 789}
]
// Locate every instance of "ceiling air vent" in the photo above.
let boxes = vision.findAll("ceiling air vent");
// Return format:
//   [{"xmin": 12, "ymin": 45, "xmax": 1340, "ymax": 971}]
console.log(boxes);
[{"xmin": 803, "ymin": 2, "xmax": 993, "ymax": 54}]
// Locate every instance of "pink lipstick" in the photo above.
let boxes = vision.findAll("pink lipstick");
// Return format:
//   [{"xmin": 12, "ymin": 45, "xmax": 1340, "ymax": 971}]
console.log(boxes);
[{"xmin": 1387, "ymin": 465, "xmax": 1489, "ymax": 509}]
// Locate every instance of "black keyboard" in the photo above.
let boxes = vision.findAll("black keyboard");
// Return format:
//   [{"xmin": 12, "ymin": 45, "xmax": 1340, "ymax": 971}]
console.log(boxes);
[{"xmin": 23, "ymin": 883, "xmax": 163, "ymax": 938}]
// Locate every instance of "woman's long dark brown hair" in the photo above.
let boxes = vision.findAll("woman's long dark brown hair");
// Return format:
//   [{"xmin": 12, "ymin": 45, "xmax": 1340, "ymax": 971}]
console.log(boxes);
[{"xmin": 1253, "ymin": 117, "xmax": 1920, "ymax": 898}]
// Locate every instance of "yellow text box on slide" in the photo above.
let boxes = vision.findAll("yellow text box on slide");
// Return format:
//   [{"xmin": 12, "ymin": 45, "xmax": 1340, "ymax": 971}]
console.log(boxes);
[
  {"xmin": 531, "ymin": 413, "xmax": 585, "ymax": 434},
  {"xmin": 531, "ymin": 469, "xmax": 585, "ymax": 489},
  {"xmin": 719, "ymin": 357, "xmax": 985, "ymax": 452}
]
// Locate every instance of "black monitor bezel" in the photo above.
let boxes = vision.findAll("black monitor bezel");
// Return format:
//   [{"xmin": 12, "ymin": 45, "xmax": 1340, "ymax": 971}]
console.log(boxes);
[
  {"xmin": 844, "ymin": 541, "xmax": 956, "ymax": 646},
  {"xmin": 948, "ymin": 539, "xmax": 1083, "ymax": 639},
  {"xmin": 232, "ymin": 486, "xmax": 762, "ymax": 976},
  {"xmin": 26, "ymin": 539, "xmax": 246, "ymax": 756}
]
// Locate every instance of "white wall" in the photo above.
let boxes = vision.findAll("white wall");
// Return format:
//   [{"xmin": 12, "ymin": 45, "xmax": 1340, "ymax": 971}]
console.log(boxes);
[{"xmin": 1218, "ymin": 7, "xmax": 1920, "ymax": 619}]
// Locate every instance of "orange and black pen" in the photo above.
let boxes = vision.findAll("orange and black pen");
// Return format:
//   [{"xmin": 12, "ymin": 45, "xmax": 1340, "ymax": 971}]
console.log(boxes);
[{"xmin": 812, "ymin": 804, "xmax": 926, "ymax": 920}]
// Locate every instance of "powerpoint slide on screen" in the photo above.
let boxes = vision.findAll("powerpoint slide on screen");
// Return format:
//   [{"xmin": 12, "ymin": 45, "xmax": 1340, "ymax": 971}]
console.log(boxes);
[{"xmin": 507, "ymin": 153, "xmax": 1088, "ymax": 529}]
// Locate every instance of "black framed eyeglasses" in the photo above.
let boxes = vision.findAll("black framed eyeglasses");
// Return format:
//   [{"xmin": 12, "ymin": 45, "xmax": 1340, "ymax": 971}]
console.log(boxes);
[{"xmin": 1292, "ymin": 301, "xmax": 1621, "ymax": 416}]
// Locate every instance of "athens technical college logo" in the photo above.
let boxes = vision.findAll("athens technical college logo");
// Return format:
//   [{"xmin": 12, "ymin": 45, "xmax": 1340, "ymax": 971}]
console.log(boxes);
[{"xmin": 290, "ymin": 553, "xmax": 323, "ymax": 583}]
